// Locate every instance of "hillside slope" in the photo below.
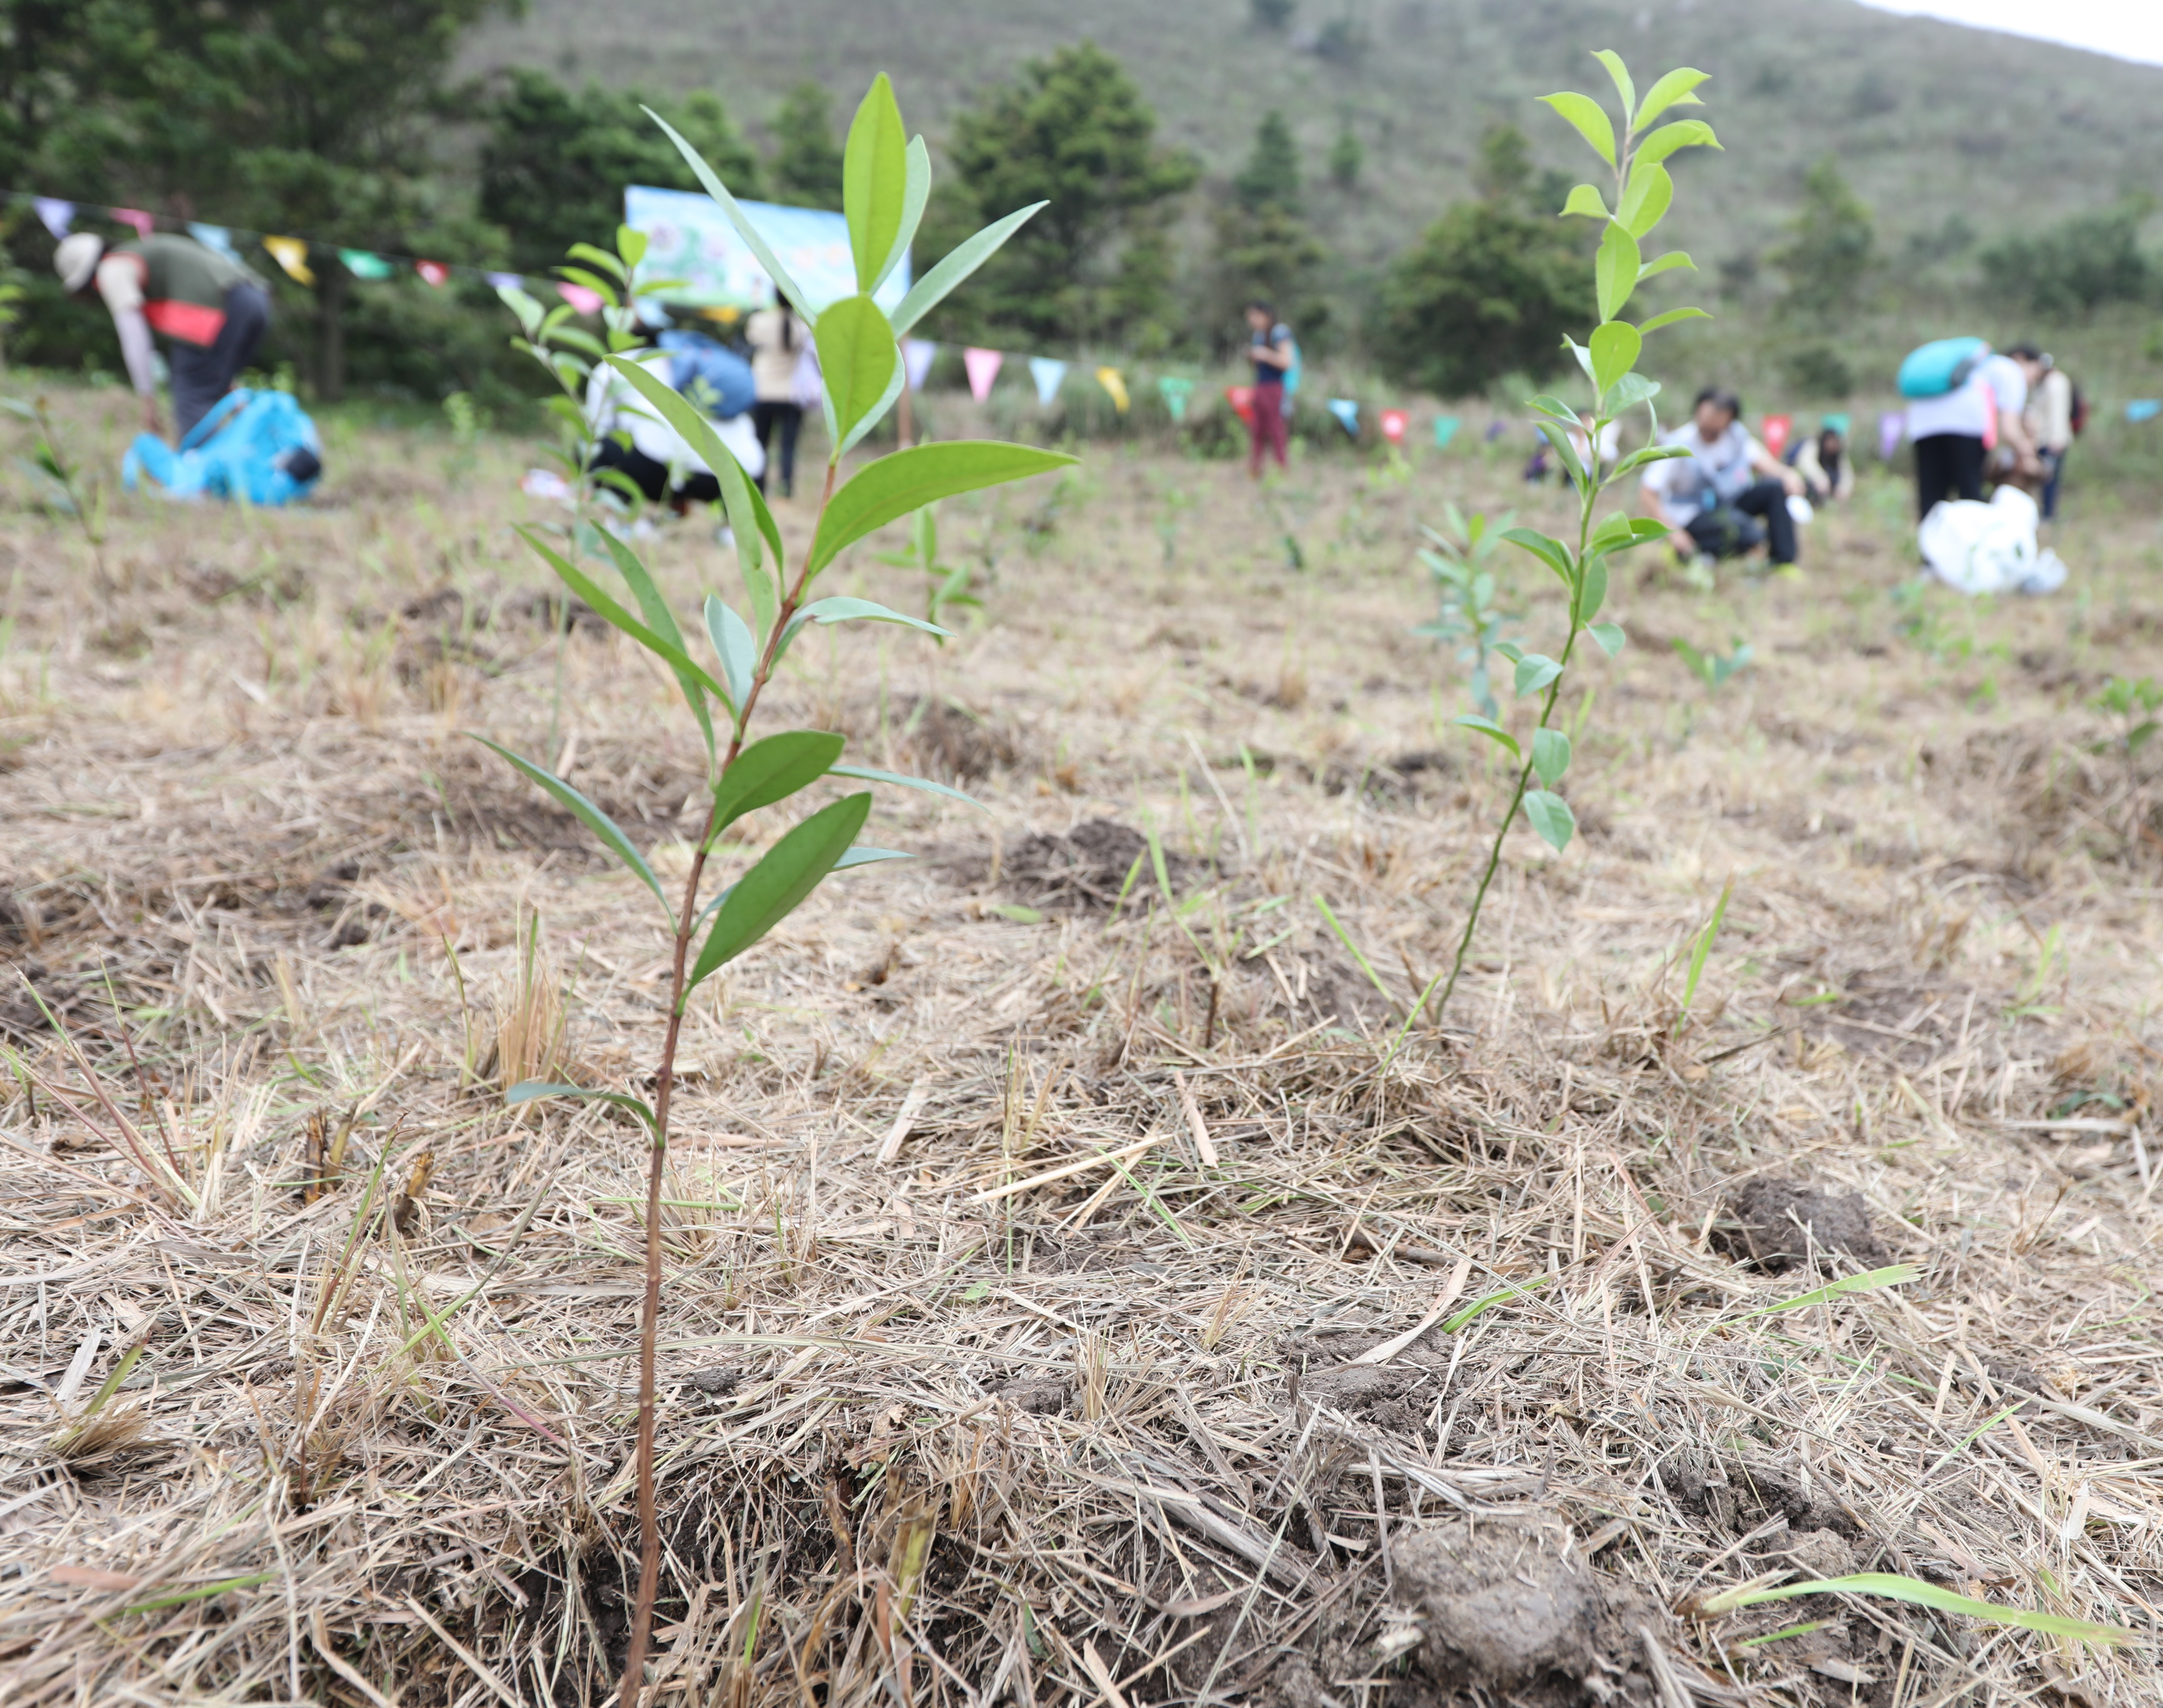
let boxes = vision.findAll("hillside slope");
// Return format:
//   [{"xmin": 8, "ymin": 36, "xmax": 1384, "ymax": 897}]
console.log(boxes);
[{"xmin": 461, "ymin": 0, "xmax": 2163, "ymax": 279}]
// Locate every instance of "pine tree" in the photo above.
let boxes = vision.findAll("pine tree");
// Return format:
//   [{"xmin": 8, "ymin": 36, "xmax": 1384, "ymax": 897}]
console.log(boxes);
[
  {"xmin": 1328, "ymin": 121, "xmax": 1363, "ymax": 190},
  {"xmin": 1233, "ymin": 111, "xmax": 1301, "ymax": 214},
  {"xmin": 769, "ymin": 81, "xmax": 843, "ymax": 211},
  {"xmin": 1770, "ymin": 156, "xmax": 1876, "ymax": 318}
]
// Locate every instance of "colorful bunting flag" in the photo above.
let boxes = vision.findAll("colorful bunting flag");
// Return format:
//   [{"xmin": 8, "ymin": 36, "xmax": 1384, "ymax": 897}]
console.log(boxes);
[
  {"xmin": 2129, "ymin": 400, "xmax": 2163, "ymax": 424},
  {"xmin": 557, "ymin": 282, "xmax": 604, "ymax": 315},
  {"xmin": 1878, "ymin": 411, "xmax": 1904, "ymax": 461},
  {"xmin": 1029, "ymin": 356, "xmax": 1068, "ymax": 407},
  {"xmin": 1484, "ymin": 419, "xmax": 1508, "ymax": 443},
  {"xmin": 1433, "ymin": 416, "xmax": 1460, "ymax": 449},
  {"xmin": 32, "ymin": 198, "xmax": 73, "ymax": 239},
  {"xmin": 485, "ymin": 271, "xmax": 524, "ymax": 291},
  {"xmin": 113, "ymin": 208, "xmax": 154, "ymax": 239},
  {"xmin": 1327, "ymin": 398, "xmax": 1359, "ymax": 436},
  {"xmin": 1379, "ymin": 408, "xmax": 1409, "ymax": 446},
  {"xmin": 1761, "ymin": 413, "xmax": 1793, "ymax": 459},
  {"xmin": 1157, "ymin": 375, "xmax": 1194, "ymax": 422},
  {"xmin": 262, "ymin": 236, "xmax": 315, "ymax": 287},
  {"xmin": 902, "ymin": 338, "xmax": 938, "ymax": 392},
  {"xmin": 963, "ymin": 347, "xmax": 1003, "ymax": 402},
  {"xmin": 340, "ymin": 249, "xmax": 395, "ymax": 280},
  {"xmin": 1096, "ymin": 367, "xmax": 1129, "ymax": 414},
  {"xmin": 416, "ymin": 260, "xmax": 450, "ymax": 287},
  {"xmin": 187, "ymin": 223, "xmax": 236, "ymax": 258},
  {"xmin": 1225, "ymin": 385, "xmax": 1255, "ymax": 428}
]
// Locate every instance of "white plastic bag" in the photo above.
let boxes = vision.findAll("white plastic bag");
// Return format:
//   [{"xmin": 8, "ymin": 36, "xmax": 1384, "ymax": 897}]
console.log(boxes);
[{"xmin": 1918, "ymin": 486, "xmax": 2066, "ymax": 596}]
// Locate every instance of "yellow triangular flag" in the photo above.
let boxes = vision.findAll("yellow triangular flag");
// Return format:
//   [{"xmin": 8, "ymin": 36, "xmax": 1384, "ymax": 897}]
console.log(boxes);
[
  {"xmin": 262, "ymin": 236, "xmax": 315, "ymax": 287},
  {"xmin": 1095, "ymin": 365, "xmax": 1129, "ymax": 415}
]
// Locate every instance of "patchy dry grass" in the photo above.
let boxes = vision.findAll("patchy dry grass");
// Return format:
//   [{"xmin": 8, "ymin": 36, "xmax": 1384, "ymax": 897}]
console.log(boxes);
[{"xmin": 3, "ymin": 386, "xmax": 2162, "ymax": 1706}]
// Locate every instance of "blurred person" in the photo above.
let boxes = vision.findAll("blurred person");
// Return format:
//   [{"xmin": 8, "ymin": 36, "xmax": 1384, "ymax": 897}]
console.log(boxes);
[
  {"xmin": 1908, "ymin": 343, "xmax": 2038, "ymax": 519},
  {"xmin": 1243, "ymin": 300, "xmax": 1293, "ymax": 478},
  {"xmin": 55, "ymin": 228, "xmax": 271, "ymax": 441},
  {"xmin": 745, "ymin": 297, "xmax": 809, "ymax": 496},
  {"xmin": 2018, "ymin": 345, "xmax": 2076, "ymax": 520},
  {"xmin": 585, "ymin": 338, "xmax": 763, "ymax": 514},
  {"xmin": 1788, "ymin": 422, "xmax": 1853, "ymax": 503},
  {"xmin": 1639, "ymin": 387, "xmax": 1807, "ymax": 569}
]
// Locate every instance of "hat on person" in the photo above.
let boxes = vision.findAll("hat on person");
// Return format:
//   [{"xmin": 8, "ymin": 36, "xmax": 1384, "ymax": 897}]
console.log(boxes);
[{"xmin": 54, "ymin": 232, "xmax": 105, "ymax": 293}]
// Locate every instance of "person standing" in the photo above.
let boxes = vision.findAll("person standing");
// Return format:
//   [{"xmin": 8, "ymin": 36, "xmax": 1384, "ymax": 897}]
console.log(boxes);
[
  {"xmin": 744, "ymin": 299, "xmax": 809, "ymax": 497},
  {"xmin": 1243, "ymin": 300, "xmax": 1292, "ymax": 478},
  {"xmin": 2019, "ymin": 346, "xmax": 2075, "ymax": 520},
  {"xmin": 54, "ymin": 228, "xmax": 271, "ymax": 442},
  {"xmin": 1638, "ymin": 387, "xmax": 1806, "ymax": 569},
  {"xmin": 1907, "ymin": 344, "xmax": 2039, "ymax": 519}
]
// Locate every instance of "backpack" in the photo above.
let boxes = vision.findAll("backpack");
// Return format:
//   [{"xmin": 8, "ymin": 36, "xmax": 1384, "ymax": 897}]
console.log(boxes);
[
  {"xmin": 123, "ymin": 388, "xmax": 322, "ymax": 505},
  {"xmin": 1898, "ymin": 336, "xmax": 1988, "ymax": 400}
]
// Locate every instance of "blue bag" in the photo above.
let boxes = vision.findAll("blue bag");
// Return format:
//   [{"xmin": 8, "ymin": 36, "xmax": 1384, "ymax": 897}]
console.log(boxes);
[
  {"xmin": 123, "ymin": 388, "xmax": 323, "ymax": 504},
  {"xmin": 658, "ymin": 331, "xmax": 756, "ymax": 419},
  {"xmin": 1897, "ymin": 337, "xmax": 1988, "ymax": 400}
]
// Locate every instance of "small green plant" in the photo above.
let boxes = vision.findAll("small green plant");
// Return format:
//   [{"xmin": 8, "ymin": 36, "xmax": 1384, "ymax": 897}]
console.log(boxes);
[
  {"xmin": 1414, "ymin": 503, "xmax": 1518, "ymax": 718},
  {"xmin": 478, "ymin": 75, "xmax": 1066, "ymax": 1708},
  {"xmin": 4, "ymin": 395, "xmax": 110, "ymax": 586},
  {"xmin": 1672, "ymin": 875, "xmax": 1733, "ymax": 1034},
  {"xmin": 441, "ymin": 390, "xmax": 483, "ymax": 489},
  {"xmin": 2091, "ymin": 674, "xmax": 2162, "ymax": 757},
  {"xmin": 874, "ymin": 503, "xmax": 981, "ymax": 636},
  {"xmin": 1406, "ymin": 50, "xmax": 1722, "ymax": 1032},
  {"xmin": 1672, "ymin": 635, "xmax": 1752, "ymax": 691}
]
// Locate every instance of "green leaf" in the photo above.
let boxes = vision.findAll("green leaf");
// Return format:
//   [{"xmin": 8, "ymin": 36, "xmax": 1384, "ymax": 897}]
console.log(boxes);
[
  {"xmin": 782, "ymin": 597, "xmax": 952, "ymax": 658},
  {"xmin": 828, "ymin": 764, "xmax": 984, "ymax": 808},
  {"xmin": 1529, "ymin": 395, "xmax": 1584, "ymax": 426},
  {"xmin": 833, "ymin": 846, "xmax": 911, "ymax": 871},
  {"xmin": 1577, "ymin": 553, "xmax": 1610, "ymax": 624},
  {"xmin": 1515, "ymin": 654, "xmax": 1564, "ymax": 697},
  {"xmin": 595, "ymin": 527, "xmax": 719, "ymax": 755},
  {"xmin": 1589, "ymin": 50, "xmax": 1635, "ymax": 125},
  {"xmin": 614, "ymin": 223, "xmax": 649, "ymax": 271},
  {"xmin": 1589, "ymin": 320, "xmax": 1642, "ymax": 399},
  {"xmin": 1617, "ymin": 162, "xmax": 1673, "ymax": 239},
  {"xmin": 704, "ymin": 595, "xmax": 757, "ymax": 713},
  {"xmin": 1596, "ymin": 220, "xmax": 1643, "ymax": 323},
  {"xmin": 1636, "ymin": 251, "xmax": 1697, "ymax": 283},
  {"xmin": 1536, "ymin": 422, "xmax": 1588, "ymax": 493},
  {"xmin": 843, "ymin": 73, "xmax": 909, "ymax": 296},
  {"xmin": 1736, "ymin": 1264, "xmax": 1918, "ymax": 1319},
  {"xmin": 1593, "ymin": 516, "xmax": 1674, "ymax": 552},
  {"xmin": 1633, "ymin": 66, "xmax": 1710, "ymax": 129},
  {"xmin": 1607, "ymin": 372, "xmax": 1662, "ymax": 413},
  {"xmin": 1454, "ymin": 714, "xmax": 1519, "ymax": 760},
  {"xmin": 706, "ymin": 731, "xmax": 846, "ymax": 847},
  {"xmin": 1589, "ymin": 623, "xmax": 1627, "ymax": 657},
  {"xmin": 1694, "ymin": 1573, "xmax": 2135, "ymax": 1645},
  {"xmin": 889, "ymin": 203, "xmax": 1048, "ymax": 338},
  {"xmin": 644, "ymin": 105, "xmax": 818, "ymax": 325},
  {"xmin": 1493, "ymin": 641, "xmax": 1525, "ymax": 664},
  {"xmin": 807, "ymin": 442, "xmax": 1075, "ymax": 579},
  {"xmin": 1632, "ymin": 118, "xmax": 1721, "ymax": 165},
  {"xmin": 469, "ymin": 737, "xmax": 666, "ymax": 911},
  {"xmin": 874, "ymin": 135, "xmax": 931, "ymax": 294},
  {"xmin": 1638, "ymin": 305, "xmax": 1710, "ymax": 335},
  {"xmin": 1522, "ymin": 789, "xmax": 1577, "ymax": 851},
  {"xmin": 1539, "ymin": 92, "xmax": 1616, "ymax": 166},
  {"xmin": 507, "ymin": 1081, "xmax": 660, "ymax": 1139},
  {"xmin": 1559, "ymin": 183, "xmax": 1610, "ymax": 220},
  {"xmin": 743, "ymin": 556, "xmax": 778, "ymax": 650},
  {"xmin": 685, "ymin": 793, "xmax": 872, "ymax": 998},
  {"xmin": 1532, "ymin": 727, "xmax": 1572, "ymax": 786},
  {"xmin": 565, "ymin": 242, "xmax": 628, "ymax": 283},
  {"xmin": 514, "ymin": 526, "xmax": 728, "ymax": 704},
  {"xmin": 815, "ymin": 294, "xmax": 901, "ymax": 452},
  {"xmin": 1500, "ymin": 527, "xmax": 1574, "ymax": 591},
  {"xmin": 601, "ymin": 355, "xmax": 781, "ymax": 575}
]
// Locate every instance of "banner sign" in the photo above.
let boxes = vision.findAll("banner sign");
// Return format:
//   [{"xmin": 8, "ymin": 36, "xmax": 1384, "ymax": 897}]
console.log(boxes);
[{"xmin": 624, "ymin": 186, "xmax": 910, "ymax": 314}]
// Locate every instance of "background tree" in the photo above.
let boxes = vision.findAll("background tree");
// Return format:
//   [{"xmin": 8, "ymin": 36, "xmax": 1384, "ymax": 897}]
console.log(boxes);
[
  {"xmin": 1985, "ymin": 201, "xmax": 2153, "ymax": 317},
  {"xmin": 1374, "ymin": 122, "xmax": 1593, "ymax": 397},
  {"xmin": 1251, "ymin": 0, "xmax": 1297, "ymax": 27},
  {"xmin": 1769, "ymin": 155, "xmax": 1876, "ymax": 318},
  {"xmin": 481, "ymin": 72, "xmax": 762, "ymax": 274},
  {"xmin": 1328, "ymin": 120, "xmax": 1364, "ymax": 190},
  {"xmin": 939, "ymin": 42, "xmax": 1199, "ymax": 349},
  {"xmin": 1209, "ymin": 110, "xmax": 1329, "ymax": 350},
  {"xmin": 767, "ymin": 80, "xmax": 844, "ymax": 210}
]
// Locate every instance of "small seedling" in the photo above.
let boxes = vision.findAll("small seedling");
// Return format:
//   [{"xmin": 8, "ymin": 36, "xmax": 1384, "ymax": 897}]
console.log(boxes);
[
  {"xmin": 1405, "ymin": 49, "xmax": 1723, "ymax": 1033},
  {"xmin": 4, "ymin": 395, "xmax": 110, "ymax": 587},
  {"xmin": 1673, "ymin": 875, "xmax": 1733, "ymax": 1034},
  {"xmin": 2091, "ymin": 674, "xmax": 2161, "ymax": 757},
  {"xmin": 874, "ymin": 503, "xmax": 981, "ymax": 638},
  {"xmin": 1414, "ymin": 503, "xmax": 1519, "ymax": 718},
  {"xmin": 1673, "ymin": 636, "xmax": 1752, "ymax": 691},
  {"xmin": 478, "ymin": 75, "xmax": 1067, "ymax": 1708}
]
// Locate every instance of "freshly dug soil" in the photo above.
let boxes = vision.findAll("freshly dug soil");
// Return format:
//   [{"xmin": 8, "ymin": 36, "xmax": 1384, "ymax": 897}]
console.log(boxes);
[{"xmin": 1719, "ymin": 1176, "xmax": 1892, "ymax": 1272}]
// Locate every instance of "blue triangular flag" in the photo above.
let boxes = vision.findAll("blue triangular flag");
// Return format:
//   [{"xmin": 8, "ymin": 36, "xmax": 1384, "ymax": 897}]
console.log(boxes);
[
  {"xmin": 1029, "ymin": 356, "xmax": 1068, "ymax": 406},
  {"xmin": 1327, "ymin": 398, "xmax": 1360, "ymax": 436},
  {"xmin": 187, "ymin": 222, "xmax": 237, "ymax": 258},
  {"xmin": 2128, "ymin": 400, "xmax": 2161, "ymax": 425},
  {"xmin": 32, "ymin": 198, "xmax": 73, "ymax": 240}
]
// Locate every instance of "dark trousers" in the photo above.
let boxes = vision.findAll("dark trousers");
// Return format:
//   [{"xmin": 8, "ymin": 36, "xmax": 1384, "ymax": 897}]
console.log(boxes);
[
  {"xmin": 2039, "ymin": 448, "xmax": 2066, "ymax": 520},
  {"xmin": 1913, "ymin": 432, "xmax": 1985, "ymax": 519},
  {"xmin": 1685, "ymin": 476, "xmax": 1798, "ymax": 565},
  {"xmin": 752, "ymin": 401, "xmax": 802, "ymax": 495},
  {"xmin": 169, "ymin": 282, "xmax": 270, "ymax": 441},
  {"xmin": 589, "ymin": 438, "xmax": 720, "ymax": 509},
  {"xmin": 1247, "ymin": 382, "xmax": 1288, "ymax": 474}
]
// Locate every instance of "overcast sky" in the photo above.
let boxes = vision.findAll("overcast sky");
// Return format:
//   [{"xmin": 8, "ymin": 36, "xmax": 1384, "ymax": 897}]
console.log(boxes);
[{"xmin": 1856, "ymin": 0, "xmax": 2163, "ymax": 66}]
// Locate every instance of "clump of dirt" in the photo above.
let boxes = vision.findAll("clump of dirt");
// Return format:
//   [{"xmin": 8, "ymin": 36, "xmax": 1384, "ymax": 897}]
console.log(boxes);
[
  {"xmin": 1664, "ymin": 1449, "xmax": 1866, "ymax": 1540},
  {"xmin": 494, "ymin": 588, "xmax": 604, "ymax": 635},
  {"xmin": 995, "ymin": 818, "xmax": 1201, "ymax": 912},
  {"xmin": 991, "ymin": 1376, "xmax": 1072, "ymax": 1415},
  {"xmin": 1717, "ymin": 1177, "xmax": 1892, "ymax": 1272},
  {"xmin": 1321, "ymin": 749, "xmax": 1459, "ymax": 803},
  {"xmin": 1386, "ymin": 1518, "xmax": 1662, "ymax": 1706},
  {"xmin": 891, "ymin": 696, "xmax": 1023, "ymax": 782}
]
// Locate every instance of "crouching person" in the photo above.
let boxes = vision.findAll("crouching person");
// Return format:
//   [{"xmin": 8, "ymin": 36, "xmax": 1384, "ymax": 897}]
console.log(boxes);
[{"xmin": 1640, "ymin": 387, "xmax": 1806, "ymax": 571}]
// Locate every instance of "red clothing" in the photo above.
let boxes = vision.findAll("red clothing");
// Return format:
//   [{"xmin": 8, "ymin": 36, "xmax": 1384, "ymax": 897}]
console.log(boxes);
[{"xmin": 1248, "ymin": 383, "xmax": 1287, "ymax": 474}]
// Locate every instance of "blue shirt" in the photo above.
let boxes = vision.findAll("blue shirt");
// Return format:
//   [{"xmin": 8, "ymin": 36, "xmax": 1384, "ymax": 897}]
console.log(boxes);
[{"xmin": 1251, "ymin": 323, "xmax": 1291, "ymax": 387}]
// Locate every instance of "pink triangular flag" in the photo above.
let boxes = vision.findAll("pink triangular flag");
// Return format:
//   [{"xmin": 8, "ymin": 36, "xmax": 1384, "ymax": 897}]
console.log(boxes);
[
  {"xmin": 962, "ymin": 346, "xmax": 1003, "ymax": 403},
  {"xmin": 113, "ymin": 208, "xmax": 155, "ymax": 239},
  {"xmin": 1379, "ymin": 408, "xmax": 1409, "ymax": 445},
  {"xmin": 557, "ymin": 282, "xmax": 604, "ymax": 315},
  {"xmin": 416, "ymin": 260, "xmax": 450, "ymax": 287}
]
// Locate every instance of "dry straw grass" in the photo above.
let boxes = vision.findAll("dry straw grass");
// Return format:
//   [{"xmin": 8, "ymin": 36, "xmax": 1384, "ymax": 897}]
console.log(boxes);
[{"xmin": 2, "ymin": 391, "xmax": 2161, "ymax": 1706}]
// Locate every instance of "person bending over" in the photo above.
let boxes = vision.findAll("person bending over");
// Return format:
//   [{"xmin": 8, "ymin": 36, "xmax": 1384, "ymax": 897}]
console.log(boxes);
[
  {"xmin": 1640, "ymin": 388, "xmax": 1805, "ymax": 569},
  {"xmin": 55, "ymin": 228, "xmax": 271, "ymax": 442},
  {"xmin": 1789, "ymin": 423, "xmax": 1853, "ymax": 504}
]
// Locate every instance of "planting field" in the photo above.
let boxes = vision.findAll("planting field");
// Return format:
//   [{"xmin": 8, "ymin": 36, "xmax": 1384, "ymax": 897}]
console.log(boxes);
[{"xmin": 4, "ymin": 392, "xmax": 2163, "ymax": 1706}]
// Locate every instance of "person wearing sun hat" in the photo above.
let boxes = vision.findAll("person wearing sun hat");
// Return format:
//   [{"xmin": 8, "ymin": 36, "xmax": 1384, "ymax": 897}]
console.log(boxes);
[{"xmin": 55, "ymin": 225, "xmax": 272, "ymax": 442}]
